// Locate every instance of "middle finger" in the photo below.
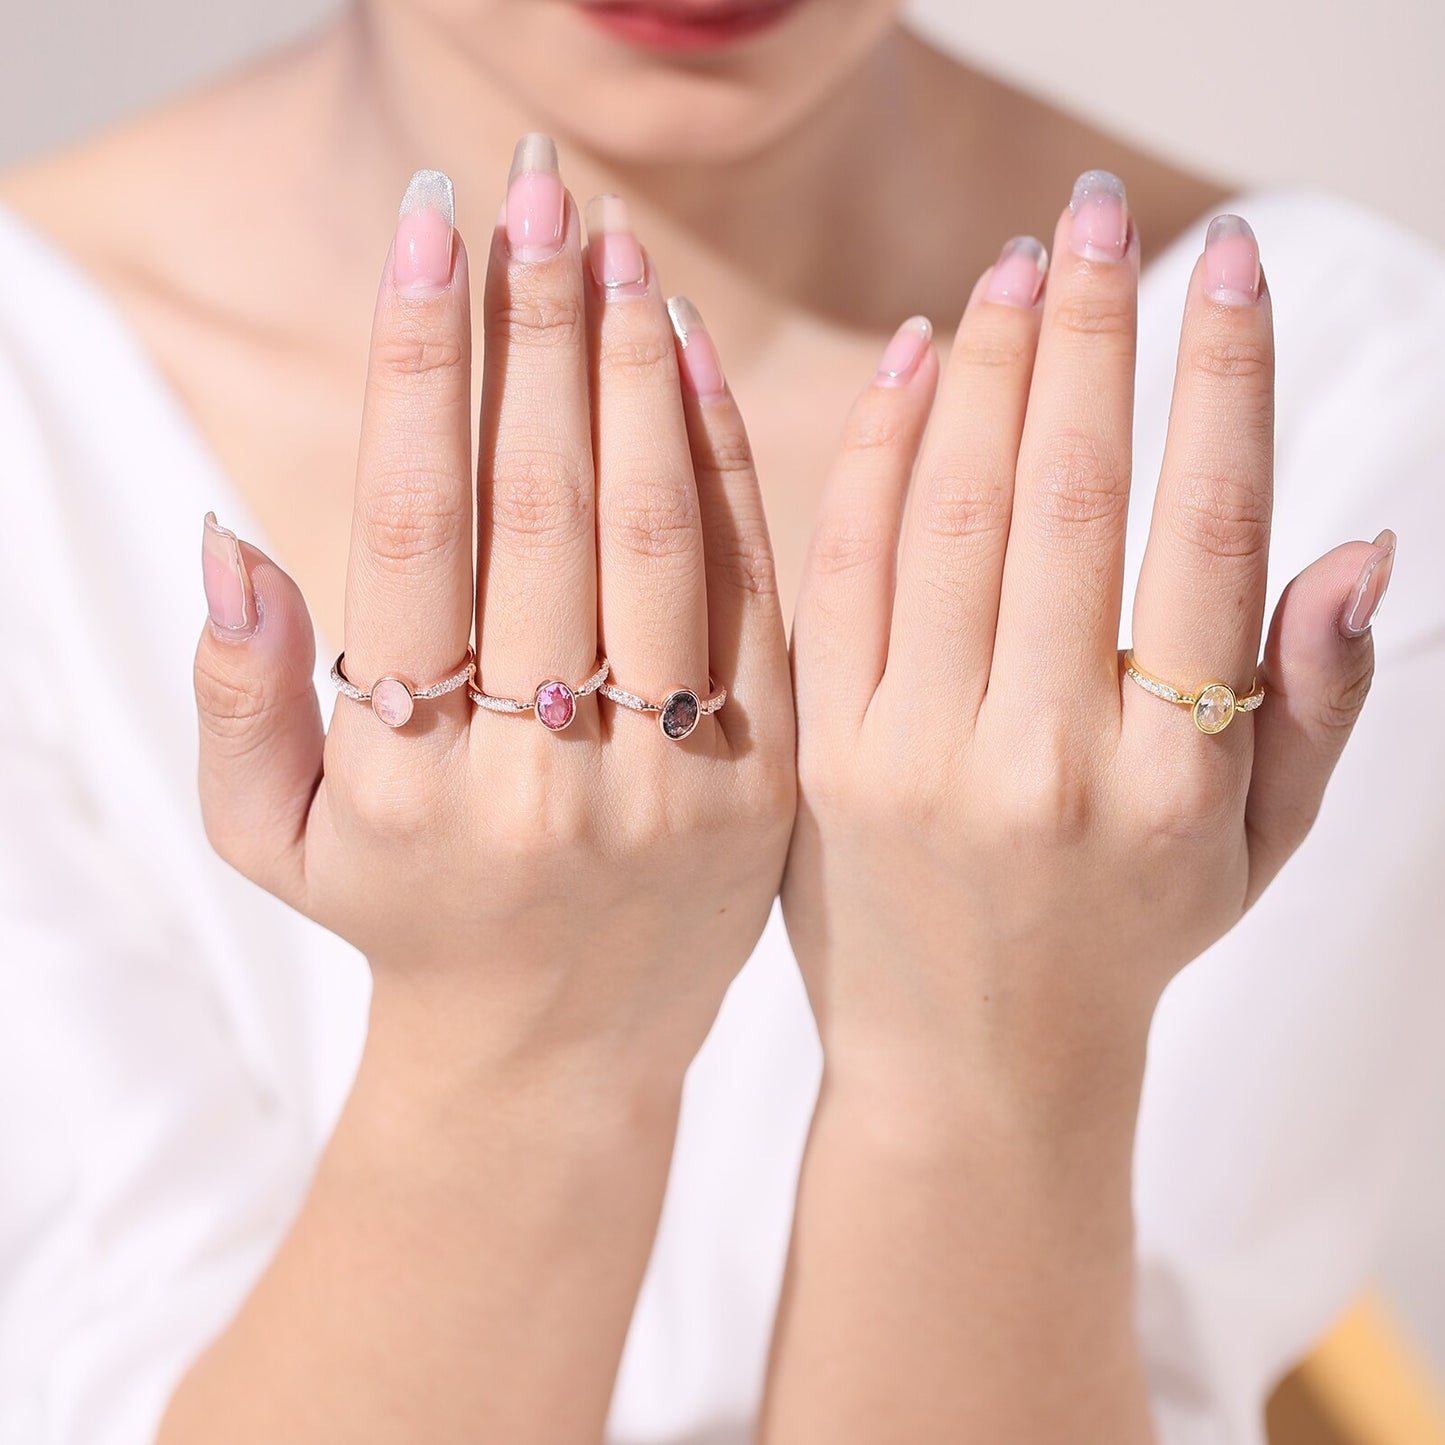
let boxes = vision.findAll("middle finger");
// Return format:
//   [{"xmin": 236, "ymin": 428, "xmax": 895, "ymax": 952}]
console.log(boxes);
[
  {"xmin": 990, "ymin": 170, "xmax": 1140, "ymax": 709},
  {"xmin": 477, "ymin": 135, "xmax": 599, "ymax": 712}
]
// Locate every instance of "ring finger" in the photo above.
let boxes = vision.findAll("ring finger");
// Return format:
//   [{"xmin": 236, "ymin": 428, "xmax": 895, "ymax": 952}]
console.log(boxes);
[{"xmin": 586, "ymin": 194, "xmax": 711, "ymax": 736}]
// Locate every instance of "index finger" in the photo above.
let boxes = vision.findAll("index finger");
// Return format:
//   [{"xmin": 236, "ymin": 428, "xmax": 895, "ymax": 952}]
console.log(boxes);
[{"xmin": 341, "ymin": 170, "xmax": 475, "ymax": 725}]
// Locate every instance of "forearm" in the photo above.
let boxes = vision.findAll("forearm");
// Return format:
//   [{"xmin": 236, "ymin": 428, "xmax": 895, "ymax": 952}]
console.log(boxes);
[
  {"xmin": 158, "ymin": 998, "xmax": 681, "ymax": 1444},
  {"xmin": 759, "ymin": 1056, "xmax": 1156, "ymax": 1444}
]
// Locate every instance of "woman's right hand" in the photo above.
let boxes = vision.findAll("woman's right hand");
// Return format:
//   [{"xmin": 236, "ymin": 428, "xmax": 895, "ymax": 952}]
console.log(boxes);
[
  {"xmin": 192, "ymin": 138, "xmax": 794, "ymax": 1107},
  {"xmin": 171, "ymin": 138, "xmax": 793, "ymax": 1443}
]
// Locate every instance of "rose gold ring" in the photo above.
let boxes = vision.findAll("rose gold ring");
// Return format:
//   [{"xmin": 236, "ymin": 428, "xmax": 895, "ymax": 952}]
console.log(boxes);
[
  {"xmin": 467, "ymin": 658, "xmax": 610, "ymax": 733},
  {"xmin": 331, "ymin": 648, "xmax": 476, "ymax": 728},
  {"xmin": 597, "ymin": 676, "xmax": 726, "ymax": 741}
]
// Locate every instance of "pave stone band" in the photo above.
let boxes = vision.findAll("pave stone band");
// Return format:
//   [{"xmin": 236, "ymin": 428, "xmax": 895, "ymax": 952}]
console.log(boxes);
[
  {"xmin": 468, "ymin": 658, "xmax": 610, "ymax": 733},
  {"xmin": 1123, "ymin": 648, "xmax": 1263, "ymax": 735},
  {"xmin": 598, "ymin": 677, "xmax": 727, "ymax": 741},
  {"xmin": 331, "ymin": 648, "xmax": 476, "ymax": 728}
]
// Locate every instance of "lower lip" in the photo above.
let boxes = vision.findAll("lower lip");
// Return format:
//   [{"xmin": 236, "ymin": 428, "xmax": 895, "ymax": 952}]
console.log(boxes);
[{"xmin": 579, "ymin": 0, "xmax": 800, "ymax": 52}]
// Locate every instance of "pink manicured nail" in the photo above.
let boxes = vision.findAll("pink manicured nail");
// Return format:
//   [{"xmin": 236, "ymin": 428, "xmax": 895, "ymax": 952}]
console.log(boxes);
[
  {"xmin": 667, "ymin": 296, "xmax": 726, "ymax": 398},
  {"xmin": 585, "ymin": 194, "xmax": 648, "ymax": 297},
  {"xmin": 1342, "ymin": 529, "xmax": 1397, "ymax": 637},
  {"xmin": 1069, "ymin": 169, "xmax": 1129, "ymax": 262},
  {"xmin": 875, "ymin": 316, "xmax": 932, "ymax": 387},
  {"xmin": 985, "ymin": 235, "xmax": 1048, "ymax": 308},
  {"xmin": 507, "ymin": 133, "xmax": 565, "ymax": 263},
  {"xmin": 393, "ymin": 169, "xmax": 456, "ymax": 295},
  {"xmin": 202, "ymin": 512, "xmax": 255, "ymax": 636},
  {"xmin": 1203, "ymin": 214, "xmax": 1261, "ymax": 306}
]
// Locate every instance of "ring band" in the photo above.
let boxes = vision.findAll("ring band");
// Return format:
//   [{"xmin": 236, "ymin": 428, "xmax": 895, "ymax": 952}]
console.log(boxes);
[
  {"xmin": 598, "ymin": 676, "xmax": 727, "ymax": 740},
  {"xmin": 468, "ymin": 658, "xmax": 610, "ymax": 732},
  {"xmin": 1123, "ymin": 648, "xmax": 1263, "ymax": 734},
  {"xmin": 331, "ymin": 648, "xmax": 476, "ymax": 729}
]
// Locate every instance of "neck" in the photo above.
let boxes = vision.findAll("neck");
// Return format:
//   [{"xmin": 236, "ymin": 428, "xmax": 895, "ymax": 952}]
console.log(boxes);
[{"xmin": 320, "ymin": 4, "xmax": 1004, "ymax": 336}]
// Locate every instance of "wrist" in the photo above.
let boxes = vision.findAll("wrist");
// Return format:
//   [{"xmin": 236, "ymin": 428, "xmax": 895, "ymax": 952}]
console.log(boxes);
[
  {"xmin": 815, "ymin": 1024, "xmax": 1149, "ymax": 1170},
  {"xmin": 354, "ymin": 983, "xmax": 686, "ymax": 1166}
]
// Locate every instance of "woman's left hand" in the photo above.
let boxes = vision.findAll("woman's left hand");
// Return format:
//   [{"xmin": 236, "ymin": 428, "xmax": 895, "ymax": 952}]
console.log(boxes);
[
  {"xmin": 784, "ymin": 172, "xmax": 1390, "ymax": 1113},
  {"xmin": 764, "ymin": 171, "xmax": 1394, "ymax": 1443}
]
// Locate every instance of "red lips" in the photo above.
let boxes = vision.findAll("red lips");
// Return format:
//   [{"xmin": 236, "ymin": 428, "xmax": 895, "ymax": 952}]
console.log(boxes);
[{"xmin": 577, "ymin": 0, "xmax": 802, "ymax": 53}]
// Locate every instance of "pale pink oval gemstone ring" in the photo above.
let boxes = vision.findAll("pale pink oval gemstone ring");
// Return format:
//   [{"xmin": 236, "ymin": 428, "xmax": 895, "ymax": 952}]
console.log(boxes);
[{"xmin": 330, "ymin": 649, "xmax": 478, "ymax": 729}]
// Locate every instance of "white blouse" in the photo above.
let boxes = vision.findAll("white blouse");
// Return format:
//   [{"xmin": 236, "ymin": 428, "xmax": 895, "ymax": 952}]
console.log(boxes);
[{"xmin": 1, "ymin": 186, "xmax": 1443, "ymax": 1445}]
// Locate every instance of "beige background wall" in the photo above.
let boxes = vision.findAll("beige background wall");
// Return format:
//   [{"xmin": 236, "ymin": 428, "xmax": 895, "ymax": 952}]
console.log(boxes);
[
  {"xmin": 1, "ymin": 0, "xmax": 1443, "ymax": 245},
  {"xmin": 2, "ymin": 0, "xmax": 1442, "ymax": 1379}
]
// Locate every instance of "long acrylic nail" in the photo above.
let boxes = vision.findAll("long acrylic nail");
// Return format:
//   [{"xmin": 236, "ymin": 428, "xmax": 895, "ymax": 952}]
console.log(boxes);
[
  {"xmin": 875, "ymin": 316, "xmax": 932, "ymax": 387},
  {"xmin": 667, "ymin": 296, "xmax": 726, "ymax": 398},
  {"xmin": 394, "ymin": 169, "xmax": 456, "ymax": 295},
  {"xmin": 585, "ymin": 194, "xmax": 648, "ymax": 297},
  {"xmin": 985, "ymin": 235, "xmax": 1048, "ymax": 308},
  {"xmin": 1203, "ymin": 214, "xmax": 1261, "ymax": 306},
  {"xmin": 1069, "ymin": 170, "xmax": 1129, "ymax": 262},
  {"xmin": 1342, "ymin": 528, "xmax": 1397, "ymax": 637},
  {"xmin": 507, "ymin": 134, "xmax": 565, "ymax": 263},
  {"xmin": 202, "ymin": 512, "xmax": 256, "ymax": 636}
]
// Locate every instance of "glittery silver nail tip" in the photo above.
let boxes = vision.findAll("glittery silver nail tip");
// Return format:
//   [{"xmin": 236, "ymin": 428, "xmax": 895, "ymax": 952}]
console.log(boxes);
[
  {"xmin": 1070, "ymin": 169, "xmax": 1126, "ymax": 213},
  {"xmin": 400, "ymin": 169, "xmax": 455, "ymax": 223}
]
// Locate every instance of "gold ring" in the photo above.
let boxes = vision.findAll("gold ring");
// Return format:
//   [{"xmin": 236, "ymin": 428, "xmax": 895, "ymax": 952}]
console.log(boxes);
[{"xmin": 1122, "ymin": 648, "xmax": 1263, "ymax": 734}]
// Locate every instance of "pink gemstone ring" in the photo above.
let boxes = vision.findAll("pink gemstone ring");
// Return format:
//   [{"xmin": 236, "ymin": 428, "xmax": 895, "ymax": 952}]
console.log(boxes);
[
  {"xmin": 330, "ymin": 648, "xmax": 477, "ymax": 729},
  {"xmin": 468, "ymin": 658, "xmax": 610, "ymax": 733},
  {"xmin": 1122, "ymin": 648, "xmax": 1264, "ymax": 734},
  {"xmin": 597, "ymin": 675, "xmax": 727, "ymax": 741}
]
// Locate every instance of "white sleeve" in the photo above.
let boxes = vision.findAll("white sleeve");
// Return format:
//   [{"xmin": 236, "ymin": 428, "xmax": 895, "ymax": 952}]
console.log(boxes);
[
  {"xmin": 0, "ymin": 358, "xmax": 312, "ymax": 1445},
  {"xmin": 1132, "ymin": 194, "xmax": 1445, "ymax": 1445}
]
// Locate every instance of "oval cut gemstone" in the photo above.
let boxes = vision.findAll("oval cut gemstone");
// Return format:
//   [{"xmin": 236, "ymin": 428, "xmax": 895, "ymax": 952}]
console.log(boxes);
[
  {"xmin": 535, "ymin": 681, "xmax": 576, "ymax": 731},
  {"xmin": 659, "ymin": 689, "xmax": 701, "ymax": 741},
  {"xmin": 1193, "ymin": 683, "xmax": 1236, "ymax": 734},
  {"xmin": 371, "ymin": 676, "xmax": 415, "ymax": 728}
]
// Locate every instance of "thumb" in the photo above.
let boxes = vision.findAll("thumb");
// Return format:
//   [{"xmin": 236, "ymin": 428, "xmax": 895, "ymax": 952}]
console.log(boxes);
[
  {"xmin": 195, "ymin": 511, "xmax": 322, "ymax": 908},
  {"xmin": 1244, "ymin": 528, "xmax": 1396, "ymax": 909}
]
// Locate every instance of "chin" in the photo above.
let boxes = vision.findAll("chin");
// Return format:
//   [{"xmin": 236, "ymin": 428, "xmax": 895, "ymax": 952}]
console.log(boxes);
[{"xmin": 428, "ymin": 0, "xmax": 904, "ymax": 166}]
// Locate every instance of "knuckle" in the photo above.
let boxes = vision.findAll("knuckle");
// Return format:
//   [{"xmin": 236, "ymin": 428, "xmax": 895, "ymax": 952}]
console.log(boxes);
[
  {"xmin": 372, "ymin": 329, "xmax": 467, "ymax": 382},
  {"xmin": 999, "ymin": 735, "xmax": 1094, "ymax": 842},
  {"xmin": 914, "ymin": 468, "xmax": 1010, "ymax": 544},
  {"xmin": 601, "ymin": 328, "xmax": 677, "ymax": 377},
  {"xmin": 1145, "ymin": 755, "xmax": 1231, "ymax": 848},
  {"xmin": 1189, "ymin": 330, "xmax": 1272, "ymax": 383},
  {"xmin": 194, "ymin": 656, "xmax": 284, "ymax": 747},
  {"xmin": 807, "ymin": 509, "xmax": 889, "ymax": 580},
  {"xmin": 602, "ymin": 475, "xmax": 699, "ymax": 561},
  {"xmin": 494, "ymin": 290, "xmax": 586, "ymax": 350},
  {"xmin": 840, "ymin": 400, "xmax": 911, "ymax": 458},
  {"xmin": 333, "ymin": 766, "xmax": 439, "ymax": 839},
  {"xmin": 1320, "ymin": 655, "xmax": 1376, "ymax": 733},
  {"xmin": 1050, "ymin": 288, "xmax": 1135, "ymax": 340},
  {"xmin": 1029, "ymin": 430, "xmax": 1129, "ymax": 536},
  {"xmin": 1167, "ymin": 468, "xmax": 1271, "ymax": 564},
  {"xmin": 951, "ymin": 328, "xmax": 1032, "ymax": 373},
  {"xmin": 489, "ymin": 447, "xmax": 592, "ymax": 547},
  {"xmin": 696, "ymin": 427, "xmax": 757, "ymax": 481},
  {"xmin": 710, "ymin": 533, "xmax": 779, "ymax": 598},
  {"xmin": 359, "ymin": 468, "xmax": 465, "ymax": 567}
]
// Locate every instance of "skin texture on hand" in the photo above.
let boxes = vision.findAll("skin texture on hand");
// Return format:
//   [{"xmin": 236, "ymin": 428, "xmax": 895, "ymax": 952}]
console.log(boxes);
[
  {"xmin": 763, "ymin": 173, "xmax": 1390, "ymax": 1442},
  {"xmin": 176, "ymin": 140, "xmax": 794, "ymax": 1442}
]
